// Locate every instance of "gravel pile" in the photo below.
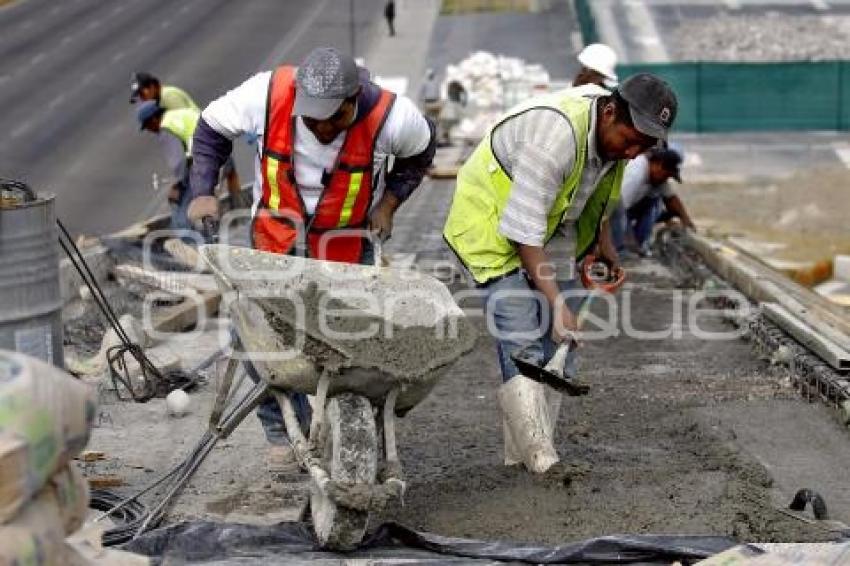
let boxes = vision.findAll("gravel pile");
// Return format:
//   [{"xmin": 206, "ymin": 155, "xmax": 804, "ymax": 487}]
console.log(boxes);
[{"xmin": 669, "ymin": 12, "xmax": 850, "ymax": 61}]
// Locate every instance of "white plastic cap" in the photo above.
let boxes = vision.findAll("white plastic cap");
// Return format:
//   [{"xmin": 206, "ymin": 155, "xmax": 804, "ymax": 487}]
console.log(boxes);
[{"xmin": 577, "ymin": 43, "xmax": 618, "ymax": 82}]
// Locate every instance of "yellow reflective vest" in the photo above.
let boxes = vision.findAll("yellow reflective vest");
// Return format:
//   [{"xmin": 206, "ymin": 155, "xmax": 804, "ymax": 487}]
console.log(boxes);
[
  {"xmin": 160, "ymin": 85, "xmax": 200, "ymax": 112},
  {"xmin": 443, "ymin": 93, "xmax": 625, "ymax": 285},
  {"xmin": 160, "ymin": 107, "xmax": 199, "ymax": 157}
]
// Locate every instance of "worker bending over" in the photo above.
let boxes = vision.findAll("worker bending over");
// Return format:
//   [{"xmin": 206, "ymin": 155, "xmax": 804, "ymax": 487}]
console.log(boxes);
[
  {"xmin": 610, "ymin": 145, "xmax": 695, "ymax": 257},
  {"xmin": 187, "ymin": 47, "xmax": 435, "ymax": 468},
  {"xmin": 130, "ymin": 71, "xmax": 199, "ymax": 111},
  {"xmin": 444, "ymin": 73, "xmax": 678, "ymax": 473}
]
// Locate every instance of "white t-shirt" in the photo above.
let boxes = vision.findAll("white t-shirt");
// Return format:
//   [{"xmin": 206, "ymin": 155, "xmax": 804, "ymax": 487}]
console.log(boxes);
[
  {"xmin": 201, "ymin": 71, "xmax": 431, "ymax": 214},
  {"xmin": 619, "ymin": 154, "xmax": 674, "ymax": 210}
]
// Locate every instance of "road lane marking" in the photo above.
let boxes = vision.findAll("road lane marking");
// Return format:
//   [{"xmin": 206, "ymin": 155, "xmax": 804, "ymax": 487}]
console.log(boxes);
[
  {"xmin": 570, "ymin": 31, "xmax": 582, "ymax": 52},
  {"xmin": 160, "ymin": 20, "xmax": 172, "ymax": 30},
  {"xmin": 86, "ymin": 19, "xmax": 102, "ymax": 31},
  {"xmin": 47, "ymin": 94, "xmax": 66, "ymax": 110},
  {"xmin": 10, "ymin": 120, "xmax": 32, "ymax": 140},
  {"xmin": 29, "ymin": 52, "xmax": 45, "ymax": 66},
  {"xmin": 724, "ymin": 0, "xmax": 741, "ymax": 9},
  {"xmin": 833, "ymin": 146, "xmax": 850, "ymax": 169},
  {"xmin": 111, "ymin": 50, "xmax": 126, "ymax": 63},
  {"xmin": 137, "ymin": 33, "xmax": 151, "ymax": 45},
  {"xmin": 61, "ymin": 35, "xmax": 74, "ymax": 46},
  {"xmin": 811, "ymin": 0, "xmax": 829, "ymax": 9},
  {"xmin": 684, "ymin": 152, "xmax": 703, "ymax": 167}
]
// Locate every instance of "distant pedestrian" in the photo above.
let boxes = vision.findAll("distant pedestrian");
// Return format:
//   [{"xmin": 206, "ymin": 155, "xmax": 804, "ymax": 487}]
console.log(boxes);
[{"xmin": 384, "ymin": 1, "xmax": 395, "ymax": 36}]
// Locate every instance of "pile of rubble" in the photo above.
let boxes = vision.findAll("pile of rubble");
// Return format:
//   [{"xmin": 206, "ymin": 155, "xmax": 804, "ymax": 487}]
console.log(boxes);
[{"xmin": 669, "ymin": 12, "xmax": 850, "ymax": 61}]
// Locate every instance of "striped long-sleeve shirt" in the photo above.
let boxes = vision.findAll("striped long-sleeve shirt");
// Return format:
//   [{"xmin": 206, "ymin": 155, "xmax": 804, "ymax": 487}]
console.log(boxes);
[{"xmin": 492, "ymin": 96, "xmax": 614, "ymax": 272}]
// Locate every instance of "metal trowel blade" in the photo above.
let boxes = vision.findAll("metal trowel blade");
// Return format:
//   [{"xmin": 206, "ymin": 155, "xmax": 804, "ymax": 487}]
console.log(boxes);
[{"xmin": 510, "ymin": 354, "xmax": 590, "ymax": 397}]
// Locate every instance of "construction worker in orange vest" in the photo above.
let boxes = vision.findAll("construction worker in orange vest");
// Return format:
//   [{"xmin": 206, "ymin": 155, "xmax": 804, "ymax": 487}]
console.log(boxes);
[{"xmin": 187, "ymin": 47, "xmax": 436, "ymax": 469}]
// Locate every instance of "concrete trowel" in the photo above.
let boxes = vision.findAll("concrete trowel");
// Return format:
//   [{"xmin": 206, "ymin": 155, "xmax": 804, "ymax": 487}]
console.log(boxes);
[
  {"xmin": 511, "ymin": 254, "xmax": 626, "ymax": 396},
  {"xmin": 511, "ymin": 340, "xmax": 588, "ymax": 396}
]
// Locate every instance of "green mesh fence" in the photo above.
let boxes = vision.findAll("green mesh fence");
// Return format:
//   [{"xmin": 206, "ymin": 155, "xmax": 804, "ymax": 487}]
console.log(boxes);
[{"xmin": 616, "ymin": 62, "xmax": 850, "ymax": 132}]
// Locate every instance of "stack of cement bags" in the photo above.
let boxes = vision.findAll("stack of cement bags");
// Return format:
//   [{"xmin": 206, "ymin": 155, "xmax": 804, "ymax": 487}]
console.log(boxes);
[
  {"xmin": 442, "ymin": 51, "xmax": 550, "ymax": 142},
  {"xmin": 0, "ymin": 350, "xmax": 147, "ymax": 564}
]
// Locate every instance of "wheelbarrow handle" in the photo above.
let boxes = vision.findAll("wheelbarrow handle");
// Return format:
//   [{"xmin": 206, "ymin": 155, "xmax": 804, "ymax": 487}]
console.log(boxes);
[{"xmin": 580, "ymin": 254, "xmax": 625, "ymax": 292}]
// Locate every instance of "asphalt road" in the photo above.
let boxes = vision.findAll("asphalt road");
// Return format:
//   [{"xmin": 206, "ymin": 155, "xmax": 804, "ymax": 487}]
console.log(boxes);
[{"xmin": 0, "ymin": 0, "xmax": 384, "ymax": 235}]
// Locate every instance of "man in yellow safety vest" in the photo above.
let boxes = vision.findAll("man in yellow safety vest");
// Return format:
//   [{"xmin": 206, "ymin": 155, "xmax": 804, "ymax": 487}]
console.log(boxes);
[{"xmin": 443, "ymin": 73, "xmax": 678, "ymax": 474}]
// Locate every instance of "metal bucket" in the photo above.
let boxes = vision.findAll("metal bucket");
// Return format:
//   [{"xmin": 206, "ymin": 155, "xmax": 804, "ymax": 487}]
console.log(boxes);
[{"xmin": 0, "ymin": 194, "xmax": 64, "ymax": 368}]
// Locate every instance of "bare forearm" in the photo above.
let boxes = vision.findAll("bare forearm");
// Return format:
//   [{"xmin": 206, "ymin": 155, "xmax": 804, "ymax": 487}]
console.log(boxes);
[
  {"xmin": 596, "ymin": 217, "xmax": 619, "ymax": 268},
  {"xmin": 517, "ymin": 244, "xmax": 560, "ymax": 307},
  {"xmin": 665, "ymin": 195, "xmax": 694, "ymax": 228}
]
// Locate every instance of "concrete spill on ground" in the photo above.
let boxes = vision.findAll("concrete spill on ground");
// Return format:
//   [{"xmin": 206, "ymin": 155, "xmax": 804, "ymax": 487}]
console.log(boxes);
[{"xmin": 376, "ymin": 262, "xmax": 833, "ymax": 544}]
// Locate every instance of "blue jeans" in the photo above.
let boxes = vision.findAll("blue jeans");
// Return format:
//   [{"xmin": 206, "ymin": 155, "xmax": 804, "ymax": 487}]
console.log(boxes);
[
  {"xmin": 611, "ymin": 197, "xmax": 663, "ymax": 252},
  {"xmin": 250, "ymin": 238, "xmax": 375, "ymax": 445},
  {"xmin": 484, "ymin": 271, "xmax": 590, "ymax": 383},
  {"xmin": 169, "ymin": 183, "xmax": 193, "ymax": 232}
]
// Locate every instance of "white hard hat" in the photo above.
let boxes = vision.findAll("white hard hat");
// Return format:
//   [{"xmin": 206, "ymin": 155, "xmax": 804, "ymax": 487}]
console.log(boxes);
[{"xmin": 577, "ymin": 43, "xmax": 618, "ymax": 82}]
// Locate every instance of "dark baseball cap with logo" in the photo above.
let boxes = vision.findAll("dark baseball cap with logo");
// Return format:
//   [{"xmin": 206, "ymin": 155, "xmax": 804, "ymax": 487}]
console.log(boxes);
[
  {"xmin": 294, "ymin": 47, "xmax": 365, "ymax": 120},
  {"xmin": 617, "ymin": 73, "xmax": 677, "ymax": 141}
]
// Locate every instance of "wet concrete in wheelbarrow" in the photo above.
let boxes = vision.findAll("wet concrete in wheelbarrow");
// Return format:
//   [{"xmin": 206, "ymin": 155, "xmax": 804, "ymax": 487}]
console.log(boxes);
[
  {"xmin": 374, "ymin": 259, "xmax": 839, "ymax": 544},
  {"xmin": 261, "ymin": 283, "xmax": 477, "ymax": 382}
]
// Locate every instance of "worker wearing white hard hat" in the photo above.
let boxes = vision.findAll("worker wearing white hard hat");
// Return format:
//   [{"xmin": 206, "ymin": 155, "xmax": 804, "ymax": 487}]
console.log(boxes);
[{"xmin": 574, "ymin": 43, "xmax": 618, "ymax": 90}]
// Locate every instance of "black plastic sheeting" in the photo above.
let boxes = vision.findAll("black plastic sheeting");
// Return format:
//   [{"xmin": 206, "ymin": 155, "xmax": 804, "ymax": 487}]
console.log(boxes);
[{"xmin": 124, "ymin": 520, "xmax": 741, "ymax": 564}]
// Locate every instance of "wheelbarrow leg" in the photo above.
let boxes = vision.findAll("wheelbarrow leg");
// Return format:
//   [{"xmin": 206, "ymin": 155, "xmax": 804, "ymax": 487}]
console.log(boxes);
[{"xmin": 382, "ymin": 387, "xmax": 406, "ymax": 501}]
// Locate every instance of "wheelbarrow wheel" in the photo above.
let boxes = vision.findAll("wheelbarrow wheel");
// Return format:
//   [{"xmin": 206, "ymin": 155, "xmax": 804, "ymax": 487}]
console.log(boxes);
[{"xmin": 311, "ymin": 393, "xmax": 378, "ymax": 550}]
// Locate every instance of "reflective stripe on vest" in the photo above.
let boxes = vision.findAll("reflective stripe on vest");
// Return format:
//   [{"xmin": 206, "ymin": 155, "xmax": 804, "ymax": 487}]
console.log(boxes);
[
  {"xmin": 442, "ymin": 93, "xmax": 626, "ymax": 285},
  {"xmin": 253, "ymin": 65, "xmax": 396, "ymax": 262},
  {"xmin": 160, "ymin": 107, "xmax": 200, "ymax": 157}
]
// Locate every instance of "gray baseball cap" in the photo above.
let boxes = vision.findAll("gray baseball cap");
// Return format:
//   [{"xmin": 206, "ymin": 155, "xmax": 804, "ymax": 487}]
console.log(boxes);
[
  {"xmin": 294, "ymin": 47, "xmax": 362, "ymax": 120},
  {"xmin": 618, "ymin": 73, "xmax": 677, "ymax": 140}
]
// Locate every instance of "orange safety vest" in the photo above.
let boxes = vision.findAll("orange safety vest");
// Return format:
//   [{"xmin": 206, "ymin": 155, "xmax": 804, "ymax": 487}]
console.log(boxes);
[{"xmin": 252, "ymin": 66, "xmax": 396, "ymax": 263}]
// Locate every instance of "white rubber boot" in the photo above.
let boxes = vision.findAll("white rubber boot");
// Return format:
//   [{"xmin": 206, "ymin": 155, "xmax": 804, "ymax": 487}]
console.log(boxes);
[
  {"xmin": 545, "ymin": 388, "xmax": 563, "ymax": 440},
  {"xmin": 498, "ymin": 374, "xmax": 559, "ymax": 473},
  {"xmin": 503, "ymin": 419, "xmax": 521, "ymax": 466}
]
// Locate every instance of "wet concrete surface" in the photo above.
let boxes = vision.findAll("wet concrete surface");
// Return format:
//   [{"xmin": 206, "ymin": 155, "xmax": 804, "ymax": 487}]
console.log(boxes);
[{"xmin": 376, "ymin": 260, "xmax": 842, "ymax": 544}]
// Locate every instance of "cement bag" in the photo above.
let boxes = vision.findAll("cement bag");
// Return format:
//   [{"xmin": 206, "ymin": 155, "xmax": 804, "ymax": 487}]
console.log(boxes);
[
  {"xmin": 0, "ymin": 350, "xmax": 96, "ymax": 523},
  {"xmin": 50, "ymin": 464, "xmax": 90, "ymax": 535},
  {"xmin": 0, "ymin": 485, "xmax": 67, "ymax": 565}
]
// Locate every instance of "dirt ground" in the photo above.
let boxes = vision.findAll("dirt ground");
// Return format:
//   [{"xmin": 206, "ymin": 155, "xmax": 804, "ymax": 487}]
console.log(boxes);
[{"xmin": 683, "ymin": 166, "xmax": 850, "ymax": 267}]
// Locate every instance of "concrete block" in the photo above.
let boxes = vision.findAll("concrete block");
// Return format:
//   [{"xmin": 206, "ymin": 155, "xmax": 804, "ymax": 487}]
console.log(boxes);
[{"xmin": 59, "ymin": 245, "xmax": 113, "ymax": 304}]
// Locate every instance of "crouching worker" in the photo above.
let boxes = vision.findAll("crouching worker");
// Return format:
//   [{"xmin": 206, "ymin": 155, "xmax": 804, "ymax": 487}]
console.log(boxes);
[
  {"xmin": 443, "ymin": 74, "xmax": 677, "ymax": 473},
  {"xmin": 187, "ymin": 47, "xmax": 436, "ymax": 470},
  {"xmin": 610, "ymin": 145, "xmax": 694, "ymax": 257}
]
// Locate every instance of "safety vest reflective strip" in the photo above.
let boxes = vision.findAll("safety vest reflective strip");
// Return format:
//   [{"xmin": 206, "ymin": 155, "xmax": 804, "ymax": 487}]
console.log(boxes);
[
  {"xmin": 337, "ymin": 171, "xmax": 364, "ymax": 227},
  {"xmin": 266, "ymin": 156, "xmax": 282, "ymax": 211}
]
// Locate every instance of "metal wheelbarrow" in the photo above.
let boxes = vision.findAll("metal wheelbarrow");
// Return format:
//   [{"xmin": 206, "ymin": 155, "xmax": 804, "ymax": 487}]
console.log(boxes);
[{"xmin": 201, "ymin": 244, "xmax": 475, "ymax": 550}]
